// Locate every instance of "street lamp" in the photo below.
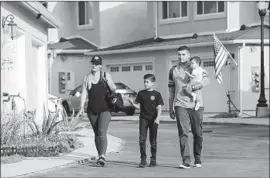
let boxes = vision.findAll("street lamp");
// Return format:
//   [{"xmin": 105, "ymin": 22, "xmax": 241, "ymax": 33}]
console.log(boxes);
[
  {"xmin": 2, "ymin": 14, "xmax": 17, "ymax": 40},
  {"xmin": 256, "ymin": 1, "xmax": 269, "ymax": 117}
]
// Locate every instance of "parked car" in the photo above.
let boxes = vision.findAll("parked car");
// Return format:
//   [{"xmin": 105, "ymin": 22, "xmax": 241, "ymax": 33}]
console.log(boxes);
[{"xmin": 62, "ymin": 82, "xmax": 137, "ymax": 116}]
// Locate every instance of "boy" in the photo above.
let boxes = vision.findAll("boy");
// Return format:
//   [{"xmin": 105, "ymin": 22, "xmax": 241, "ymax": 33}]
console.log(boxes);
[
  {"xmin": 184, "ymin": 56, "xmax": 204, "ymax": 110},
  {"xmin": 129, "ymin": 74, "xmax": 164, "ymax": 168}
]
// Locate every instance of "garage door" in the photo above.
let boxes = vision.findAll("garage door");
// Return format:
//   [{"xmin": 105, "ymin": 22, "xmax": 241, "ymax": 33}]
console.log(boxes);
[
  {"xmin": 107, "ymin": 62, "xmax": 154, "ymax": 92},
  {"xmin": 170, "ymin": 59, "xmax": 230, "ymax": 112}
]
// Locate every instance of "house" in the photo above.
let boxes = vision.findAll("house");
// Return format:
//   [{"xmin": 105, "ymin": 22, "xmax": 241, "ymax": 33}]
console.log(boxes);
[
  {"xmin": 48, "ymin": 1, "xmax": 269, "ymax": 116},
  {"xmin": 1, "ymin": 1, "xmax": 63, "ymax": 126},
  {"xmin": 47, "ymin": 1, "xmax": 152, "ymax": 98}
]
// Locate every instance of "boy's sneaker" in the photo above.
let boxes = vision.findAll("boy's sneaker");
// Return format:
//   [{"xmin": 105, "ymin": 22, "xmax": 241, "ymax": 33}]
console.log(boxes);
[
  {"xmin": 195, "ymin": 163, "xmax": 202, "ymax": 168},
  {"xmin": 139, "ymin": 160, "xmax": 147, "ymax": 168},
  {"xmin": 149, "ymin": 159, "xmax": 157, "ymax": 167},
  {"xmin": 179, "ymin": 163, "xmax": 191, "ymax": 169}
]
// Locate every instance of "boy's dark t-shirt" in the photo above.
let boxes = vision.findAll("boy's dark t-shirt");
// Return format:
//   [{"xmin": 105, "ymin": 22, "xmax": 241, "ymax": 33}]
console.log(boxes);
[{"xmin": 135, "ymin": 90, "xmax": 164, "ymax": 121}]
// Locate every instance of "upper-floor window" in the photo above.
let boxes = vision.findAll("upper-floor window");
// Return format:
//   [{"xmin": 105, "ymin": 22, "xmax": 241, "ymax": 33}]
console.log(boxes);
[
  {"xmin": 78, "ymin": 1, "xmax": 93, "ymax": 27},
  {"xmin": 162, "ymin": 1, "xmax": 188, "ymax": 19},
  {"xmin": 197, "ymin": 1, "xmax": 224, "ymax": 15}
]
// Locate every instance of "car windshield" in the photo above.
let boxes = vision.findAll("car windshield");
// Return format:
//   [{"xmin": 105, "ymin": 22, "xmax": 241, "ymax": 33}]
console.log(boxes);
[
  {"xmin": 115, "ymin": 83, "xmax": 131, "ymax": 90},
  {"xmin": 70, "ymin": 85, "xmax": 82, "ymax": 95}
]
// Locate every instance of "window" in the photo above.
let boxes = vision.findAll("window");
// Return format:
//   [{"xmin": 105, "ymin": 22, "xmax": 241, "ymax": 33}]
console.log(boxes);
[
  {"xmin": 110, "ymin": 66, "xmax": 119, "ymax": 72},
  {"xmin": 122, "ymin": 66, "xmax": 130, "ymax": 72},
  {"xmin": 203, "ymin": 61, "xmax": 215, "ymax": 67},
  {"xmin": 162, "ymin": 1, "xmax": 188, "ymax": 19},
  {"xmin": 133, "ymin": 65, "xmax": 142, "ymax": 71},
  {"xmin": 145, "ymin": 65, "xmax": 153, "ymax": 71},
  {"xmin": 203, "ymin": 60, "xmax": 229, "ymax": 67},
  {"xmin": 197, "ymin": 1, "xmax": 224, "ymax": 15},
  {"xmin": 78, "ymin": 1, "xmax": 93, "ymax": 26}
]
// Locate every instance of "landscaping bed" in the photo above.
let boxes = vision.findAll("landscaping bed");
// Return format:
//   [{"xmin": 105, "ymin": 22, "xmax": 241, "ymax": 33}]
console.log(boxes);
[{"xmin": 1, "ymin": 107, "xmax": 87, "ymax": 165}]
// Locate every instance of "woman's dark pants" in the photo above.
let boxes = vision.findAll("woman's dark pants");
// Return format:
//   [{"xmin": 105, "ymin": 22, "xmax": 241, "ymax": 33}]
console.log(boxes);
[{"xmin": 87, "ymin": 110, "xmax": 111, "ymax": 156}]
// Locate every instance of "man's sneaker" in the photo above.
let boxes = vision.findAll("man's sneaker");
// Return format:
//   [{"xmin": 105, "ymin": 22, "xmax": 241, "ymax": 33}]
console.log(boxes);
[
  {"xmin": 195, "ymin": 163, "xmax": 202, "ymax": 168},
  {"xmin": 149, "ymin": 160, "xmax": 157, "ymax": 167},
  {"xmin": 179, "ymin": 163, "xmax": 191, "ymax": 169},
  {"xmin": 139, "ymin": 160, "xmax": 147, "ymax": 168}
]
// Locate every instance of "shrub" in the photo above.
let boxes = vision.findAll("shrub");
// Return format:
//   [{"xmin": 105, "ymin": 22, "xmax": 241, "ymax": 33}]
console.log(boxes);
[{"xmin": 59, "ymin": 109, "xmax": 89, "ymax": 132}]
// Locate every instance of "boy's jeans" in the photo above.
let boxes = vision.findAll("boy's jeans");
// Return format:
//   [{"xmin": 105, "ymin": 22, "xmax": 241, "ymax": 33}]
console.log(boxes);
[
  {"xmin": 175, "ymin": 106, "xmax": 203, "ymax": 165},
  {"xmin": 139, "ymin": 118, "xmax": 158, "ymax": 161}
]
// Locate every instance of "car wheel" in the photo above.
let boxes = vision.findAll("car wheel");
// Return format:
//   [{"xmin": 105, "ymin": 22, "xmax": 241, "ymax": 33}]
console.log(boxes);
[
  {"xmin": 62, "ymin": 101, "xmax": 71, "ymax": 116},
  {"xmin": 125, "ymin": 108, "xmax": 135, "ymax": 116}
]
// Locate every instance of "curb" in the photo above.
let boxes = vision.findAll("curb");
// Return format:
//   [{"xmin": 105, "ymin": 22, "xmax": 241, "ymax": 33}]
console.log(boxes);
[
  {"xmin": 111, "ymin": 119, "xmax": 269, "ymax": 126},
  {"xmin": 16, "ymin": 161, "xmax": 79, "ymax": 178},
  {"xmin": 16, "ymin": 140, "xmax": 125, "ymax": 178}
]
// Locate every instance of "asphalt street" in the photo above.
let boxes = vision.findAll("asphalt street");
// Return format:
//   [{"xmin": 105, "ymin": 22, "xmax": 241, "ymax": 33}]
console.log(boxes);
[{"xmin": 35, "ymin": 120, "xmax": 269, "ymax": 177}]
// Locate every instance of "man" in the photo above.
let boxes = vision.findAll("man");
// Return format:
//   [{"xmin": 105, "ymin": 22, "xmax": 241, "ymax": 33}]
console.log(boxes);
[{"xmin": 168, "ymin": 46, "xmax": 210, "ymax": 169}]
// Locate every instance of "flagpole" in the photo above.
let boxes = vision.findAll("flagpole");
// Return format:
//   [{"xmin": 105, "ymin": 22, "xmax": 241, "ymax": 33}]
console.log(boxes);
[{"xmin": 213, "ymin": 33, "xmax": 238, "ymax": 66}]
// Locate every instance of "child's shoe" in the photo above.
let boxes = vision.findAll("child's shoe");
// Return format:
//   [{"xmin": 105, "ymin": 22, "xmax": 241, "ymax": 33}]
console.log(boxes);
[
  {"xmin": 139, "ymin": 160, "xmax": 147, "ymax": 168},
  {"xmin": 195, "ymin": 101, "xmax": 200, "ymax": 110},
  {"xmin": 149, "ymin": 159, "xmax": 157, "ymax": 167}
]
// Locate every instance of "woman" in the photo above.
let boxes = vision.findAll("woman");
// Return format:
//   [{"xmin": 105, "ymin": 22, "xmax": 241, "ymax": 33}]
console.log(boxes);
[{"xmin": 79, "ymin": 55, "xmax": 116, "ymax": 166}]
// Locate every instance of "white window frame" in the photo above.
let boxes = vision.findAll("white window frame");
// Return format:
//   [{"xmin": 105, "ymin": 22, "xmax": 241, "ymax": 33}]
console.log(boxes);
[
  {"xmin": 194, "ymin": 1, "xmax": 226, "ymax": 21},
  {"xmin": 76, "ymin": 1, "xmax": 94, "ymax": 30},
  {"xmin": 133, "ymin": 65, "xmax": 143, "ymax": 71},
  {"xmin": 110, "ymin": 66, "xmax": 119, "ymax": 72},
  {"xmin": 145, "ymin": 64, "xmax": 153, "ymax": 71},
  {"xmin": 121, "ymin": 66, "xmax": 131, "ymax": 72},
  {"xmin": 159, "ymin": 1, "xmax": 189, "ymax": 25}
]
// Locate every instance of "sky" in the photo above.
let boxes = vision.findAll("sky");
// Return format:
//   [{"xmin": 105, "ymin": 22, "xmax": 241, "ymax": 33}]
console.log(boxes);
[{"xmin": 99, "ymin": 1, "xmax": 127, "ymax": 11}]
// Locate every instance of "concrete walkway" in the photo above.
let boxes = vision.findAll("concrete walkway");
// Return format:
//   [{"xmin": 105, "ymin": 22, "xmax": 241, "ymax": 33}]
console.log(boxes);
[
  {"xmin": 1, "ymin": 114, "xmax": 268, "ymax": 178},
  {"xmin": 1, "ymin": 129, "xmax": 124, "ymax": 178}
]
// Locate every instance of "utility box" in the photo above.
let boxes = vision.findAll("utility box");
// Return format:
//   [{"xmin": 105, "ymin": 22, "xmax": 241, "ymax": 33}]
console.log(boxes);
[{"xmin": 58, "ymin": 72, "xmax": 66, "ymax": 94}]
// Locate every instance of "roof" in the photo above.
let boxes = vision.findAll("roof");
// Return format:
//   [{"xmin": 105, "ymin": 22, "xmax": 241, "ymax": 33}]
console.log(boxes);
[
  {"xmin": 20, "ymin": 2, "xmax": 63, "ymax": 28},
  {"xmin": 91, "ymin": 25, "xmax": 269, "ymax": 53},
  {"xmin": 48, "ymin": 37, "xmax": 98, "ymax": 50}
]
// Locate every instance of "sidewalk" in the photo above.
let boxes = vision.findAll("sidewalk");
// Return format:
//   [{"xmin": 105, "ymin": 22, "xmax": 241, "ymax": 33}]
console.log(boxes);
[
  {"xmin": 1, "ymin": 129, "xmax": 124, "ymax": 178},
  {"xmin": 1, "ymin": 114, "xmax": 268, "ymax": 178}
]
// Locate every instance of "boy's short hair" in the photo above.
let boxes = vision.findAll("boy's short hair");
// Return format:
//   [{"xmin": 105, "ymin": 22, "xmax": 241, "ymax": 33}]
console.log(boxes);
[
  {"xmin": 190, "ymin": 56, "xmax": 201, "ymax": 66},
  {"xmin": 177, "ymin": 46, "xmax": 190, "ymax": 52},
  {"xmin": 144, "ymin": 74, "xmax": 156, "ymax": 82}
]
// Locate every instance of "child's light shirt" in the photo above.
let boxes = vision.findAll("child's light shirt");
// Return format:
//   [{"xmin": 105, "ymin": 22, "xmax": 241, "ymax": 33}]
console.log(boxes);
[{"xmin": 190, "ymin": 66, "xmax": 204, "ymax": 83}]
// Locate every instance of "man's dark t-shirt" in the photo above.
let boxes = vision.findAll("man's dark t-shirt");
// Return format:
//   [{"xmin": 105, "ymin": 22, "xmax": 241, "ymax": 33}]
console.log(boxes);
[{"xmin": 135, "ymin": 90, "xmax": 164, "ymax": 121}]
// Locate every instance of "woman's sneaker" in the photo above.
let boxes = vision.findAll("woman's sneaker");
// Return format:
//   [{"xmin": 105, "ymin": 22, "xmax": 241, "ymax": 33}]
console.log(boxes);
[
  {"xmin": 96, "ymin": 156, "xmax": 106, "ymax": 166},
  {"xmin": 179, "ymin": 163, "xmax": 191, "ymax": 169}
]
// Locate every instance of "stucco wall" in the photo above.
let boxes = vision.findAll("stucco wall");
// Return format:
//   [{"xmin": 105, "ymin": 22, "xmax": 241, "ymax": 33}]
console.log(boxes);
[
  {"xmin": 100, "ymin": 2, "xmax": 153, "ymax": 47},
  {"xmin": 240, "ymin": 45, "xmax": 269, "ymax": 111},
  {"xmin": 239, "ymin": 2, "xmax": 269, "ymax": 26},
  {"xmin": 48, "ymin": 2, "xmax": 100, "ymax": 46}
]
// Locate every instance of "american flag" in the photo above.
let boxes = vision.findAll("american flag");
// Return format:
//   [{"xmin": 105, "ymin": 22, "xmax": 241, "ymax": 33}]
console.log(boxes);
[{"xmin": 213, "ymin": 34, "xmax": 229, "ymax": 84}]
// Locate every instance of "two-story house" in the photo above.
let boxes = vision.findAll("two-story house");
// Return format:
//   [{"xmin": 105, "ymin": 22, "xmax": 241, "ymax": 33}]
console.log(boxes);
[{"xmin": 48, "ymin": 1, "xmax": 269, "ymax": 115}]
